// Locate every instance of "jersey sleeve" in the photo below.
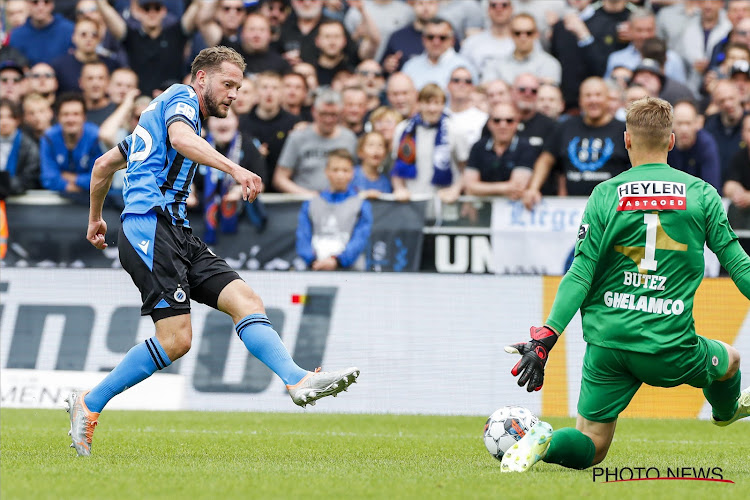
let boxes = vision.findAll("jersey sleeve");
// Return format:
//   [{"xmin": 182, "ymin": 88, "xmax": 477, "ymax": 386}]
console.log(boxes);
[
  {"xmin": 164, "ymin": 88, "xmax": 200, "ymax": 134},
  {"xmin": 573, "ymin": 185, "xmax": 604, "ymax": 261},
  {"xmin": 704, "ymin": 182, "xmax": 738, "ymax": 255},
  {"xmin": 118, "ymin": 134, "xmax": 132, "ymax": 159}
]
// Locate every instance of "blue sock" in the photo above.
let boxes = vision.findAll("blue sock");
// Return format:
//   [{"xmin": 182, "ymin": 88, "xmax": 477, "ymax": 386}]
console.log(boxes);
[
  {"xmin": 236, "ymin": 314, "xmax": 307, "ymax": 385},
  {"xmin": 84, "ymin": 337, "xmax": 172, "ymax": 413}
]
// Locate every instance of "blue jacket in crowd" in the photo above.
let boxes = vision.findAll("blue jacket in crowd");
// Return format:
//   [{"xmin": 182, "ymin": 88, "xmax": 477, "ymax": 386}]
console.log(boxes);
[
  {"xmin": 667, "ymin": 129, "xmax": 722, "ymax": 192},
  {"xmin": 8, "ymin": 14, "xmax": 74, "ymax": 65},
  {"xmin": 40, "ymin": 122, "xmax": 102, "ymax": 193}
]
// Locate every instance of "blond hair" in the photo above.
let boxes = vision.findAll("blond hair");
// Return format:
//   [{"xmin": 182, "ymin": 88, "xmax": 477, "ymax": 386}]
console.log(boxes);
[
  {"xmin": 369, "ymin": 106, "xmax": 402, "ymax": 124},
  {"xmin": 191, "ymin": 46, "xmax": 246, "ymax": 81},
  {"xmin": 418, "ymin": 83, "xmax": 446, "ymax": 103},
  {"xmin": 625, "ymin": 97, "xmax": 673, "ymax": 150}
]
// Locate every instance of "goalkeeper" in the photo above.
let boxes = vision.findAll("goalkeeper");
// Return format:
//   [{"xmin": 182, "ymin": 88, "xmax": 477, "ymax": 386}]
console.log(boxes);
[{"xmin": 502, "ymin": 97, "xmax": 750, "ymax": 473}]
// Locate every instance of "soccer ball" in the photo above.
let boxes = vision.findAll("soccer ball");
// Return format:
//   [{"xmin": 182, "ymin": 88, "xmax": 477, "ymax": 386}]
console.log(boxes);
[{"xmin": 483, "ymin": 405, "xmax": 539, "ymax": 460}]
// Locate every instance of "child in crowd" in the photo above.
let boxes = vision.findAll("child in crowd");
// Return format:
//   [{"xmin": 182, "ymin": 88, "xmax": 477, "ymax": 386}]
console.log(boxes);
[
  {"xmin": 296, "ymin": 149, "xmax": 373, "ymax": 271},
  {"xmin": 351, "ymin": 131, "xmax": 392, "ymax": 199}
]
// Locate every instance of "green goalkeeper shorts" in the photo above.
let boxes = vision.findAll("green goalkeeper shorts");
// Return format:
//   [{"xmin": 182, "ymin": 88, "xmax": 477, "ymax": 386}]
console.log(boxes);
[{"xmin": 577, "ymin": 336, "xmax": 729, "ymax": 423}]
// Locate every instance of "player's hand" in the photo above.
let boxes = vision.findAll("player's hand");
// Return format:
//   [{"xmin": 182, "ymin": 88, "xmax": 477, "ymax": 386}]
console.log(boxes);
[
  {"xmin": 231, "ymin": 167, "xmax": 262, "ymax": 202},
  {"xmin": 505, "ymin": 326, "xmax": 558, "ymax": 392},
  {"xmin": 87, "ymin": 219, "xmax": 108, "ymax": 250}
]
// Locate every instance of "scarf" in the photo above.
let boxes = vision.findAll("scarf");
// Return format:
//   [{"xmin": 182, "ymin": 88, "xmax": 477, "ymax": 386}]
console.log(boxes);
[
  {"xmin": 203, "ymin": 133, "xmax": 243, "ymax": 244},
  {"xmin": 392, "ymin": 113, "xmax": 452, "ymax": 186}
]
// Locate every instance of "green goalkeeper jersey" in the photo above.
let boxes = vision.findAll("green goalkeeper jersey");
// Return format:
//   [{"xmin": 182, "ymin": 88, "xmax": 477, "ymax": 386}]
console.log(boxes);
[{"xmin": 570, "ymin": 163, "xmax": 738, "ymax": 353}]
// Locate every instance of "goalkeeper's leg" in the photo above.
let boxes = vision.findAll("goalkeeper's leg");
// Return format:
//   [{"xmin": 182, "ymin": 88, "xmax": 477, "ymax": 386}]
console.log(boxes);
[{"xmin": 704, "ymin": 341, "xmax": 749, "ymax": 426}]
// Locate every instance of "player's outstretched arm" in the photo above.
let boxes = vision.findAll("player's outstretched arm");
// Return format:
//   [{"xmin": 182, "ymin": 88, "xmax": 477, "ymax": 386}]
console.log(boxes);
[
  {"xmin": 168, "ymin": 121, "xmax": 262, "ymax": 202},
  {"xmin": 88, "ymin": 146, "xmax": 127, "ymax": 249}
]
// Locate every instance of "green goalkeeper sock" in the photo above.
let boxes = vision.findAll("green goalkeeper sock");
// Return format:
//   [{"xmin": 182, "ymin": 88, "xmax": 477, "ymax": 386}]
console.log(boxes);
[
  {"xmin": 704, "ymin": 370, "xmax": 741, "ymax": 421},
  {"xmin": 542, "ymin": 427, "xmax": 596, "ymax": 470}
]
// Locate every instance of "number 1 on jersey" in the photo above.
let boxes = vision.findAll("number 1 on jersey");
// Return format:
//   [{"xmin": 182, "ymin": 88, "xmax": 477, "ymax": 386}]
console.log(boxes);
[{"xmin": 641, "ymin": 213, "xmax": 658, "ymax": 271}]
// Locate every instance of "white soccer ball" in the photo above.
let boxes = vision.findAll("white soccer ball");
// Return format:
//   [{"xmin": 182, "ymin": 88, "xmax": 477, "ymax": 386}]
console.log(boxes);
[{"xmin": 483, "ymin": 405, "xmax": 539, "ymax": 460}]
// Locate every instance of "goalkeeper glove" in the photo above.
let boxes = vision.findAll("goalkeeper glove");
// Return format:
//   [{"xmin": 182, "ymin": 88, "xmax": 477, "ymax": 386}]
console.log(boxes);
[{"xmin": 505, "ymin": 326, "xmax": 558, "ymax": 392}]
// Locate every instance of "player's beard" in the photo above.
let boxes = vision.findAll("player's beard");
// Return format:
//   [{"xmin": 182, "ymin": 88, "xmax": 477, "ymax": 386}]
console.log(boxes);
[{"xmin": 204, "ymin": 86, "xmax": 229, "ymax": 118}]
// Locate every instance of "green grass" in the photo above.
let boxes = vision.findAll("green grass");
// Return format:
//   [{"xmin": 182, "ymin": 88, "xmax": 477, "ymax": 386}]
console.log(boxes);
[{"xmin": 1, "ymin": 409, "xmax": 748, "ymax": 500}]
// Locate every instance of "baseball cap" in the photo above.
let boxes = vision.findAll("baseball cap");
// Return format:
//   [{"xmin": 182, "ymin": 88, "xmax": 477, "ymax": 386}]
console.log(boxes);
[
  {"xmin": 631, "ymin": 58, "xmax": 665, "ymax": 86},
  {"xmin": 730, "ymin": 59, "xmax": 750, "ymax": 78},
  {"xmin": 0, "ymin": 59, "xmax": 24, "ymax": 77}
]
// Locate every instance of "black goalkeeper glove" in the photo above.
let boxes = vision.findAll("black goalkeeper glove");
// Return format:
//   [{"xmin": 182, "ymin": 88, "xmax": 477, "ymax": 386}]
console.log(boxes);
[{"xmin": 505, "ymin": 326, "xmax": 558, "ymax": 392}]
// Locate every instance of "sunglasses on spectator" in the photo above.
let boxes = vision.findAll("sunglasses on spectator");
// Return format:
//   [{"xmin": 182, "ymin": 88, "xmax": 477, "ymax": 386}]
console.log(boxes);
[
  {"xmin": 516, "ymin": 86, "xmax": 538, "ymax": 95},
  {"xmin": 424, "ymin": 34, "xmax": 450, "ymax": 41},
  {"xmin": 513, "ymin": 30, "xmax": 536, "ymax": 37},
  {"xmin": 357, "ymin": 70, "xmax": 383, "ymax": 78},
  {"xmin": 450, "ymin": 77, "xmax": 472, "ymax": 84},
  {"xmin": 0, "ymin": 76, "xmax": 23, "ymax": 83},
  {"xmin": 28, "ymin": 0, "xmax": 53, "ymax": 4},
  {"xmin": 142, "ymin": 3, "xmax": 164, "ymax": 12},
  {"xmin": 489, "ymin": 1, "xmax": 510, "ymax": 8},
  {"xmin": 29, "ymin": 72, "xmax": 55, "ymax": 79},
  {"xmin": 222, "ymin": 5, "xmax": 245, "ymax": 12},
  {"xmin": 491, "ymin": 117, "xmax": 516, "ymax": 124}
]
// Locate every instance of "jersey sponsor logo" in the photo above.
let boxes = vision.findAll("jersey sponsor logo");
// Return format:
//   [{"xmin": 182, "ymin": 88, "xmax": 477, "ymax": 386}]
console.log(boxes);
[
  {"xmin": 603, "ymin": 291, "xmax": 684, "ymax": 315},
  {"xmin": 174, "ymin": 102, "xmax": 196, "ymax": 121},
  {"xmin": 617, "ymin": 181, "xmax": 686, "ymax": 211},
  {"xmin": 138, "ymin": 240, "xmax": 150, "ymax": 254},
  {"xmin": 577, "ymin": 223, "xmax": 589, "ymax": 241}
]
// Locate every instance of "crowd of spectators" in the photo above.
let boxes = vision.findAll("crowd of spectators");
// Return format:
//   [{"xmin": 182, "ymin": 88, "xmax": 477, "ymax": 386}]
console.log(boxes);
[{"xmin": 2, "ymin": 0, "xmax": 750, "ymax": 266}]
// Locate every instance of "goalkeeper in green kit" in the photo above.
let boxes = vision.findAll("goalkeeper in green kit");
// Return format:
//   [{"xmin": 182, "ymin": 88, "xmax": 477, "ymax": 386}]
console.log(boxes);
[{"xmin": 502, "ymin": 97, "xmax": 750, "ymax": 473}]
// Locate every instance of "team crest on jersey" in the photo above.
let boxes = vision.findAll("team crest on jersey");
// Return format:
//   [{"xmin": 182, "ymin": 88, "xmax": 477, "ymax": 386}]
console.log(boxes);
[
  {"xmin": 174, "ymin": 286, "xmax": 187, "ymax": 303},
  {"xmin": 577, "ymin": 224, "xmax": 589, "ymax": 241},
  {"xmin": 616, "ymin": 181, "xmax": 686, "ymax": 211}
]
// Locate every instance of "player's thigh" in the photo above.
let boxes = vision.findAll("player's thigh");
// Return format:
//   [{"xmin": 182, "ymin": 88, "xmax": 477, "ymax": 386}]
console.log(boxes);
[
  {"xmin": 118, "ymin": 212, "xmax": 191, "ymax": 317},
  {"xmin": 577, "ymin": 344, "xmax": 641, "ymax": 423},
  {"xmin": 576, "ymin": 415, "xmax": 617, "ymax": 465}
]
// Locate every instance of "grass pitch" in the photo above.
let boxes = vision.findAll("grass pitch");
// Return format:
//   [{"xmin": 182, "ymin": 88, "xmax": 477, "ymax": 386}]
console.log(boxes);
[{"xmin": 1, "ymin": 409, "xmax": 748, "ymax": 500}]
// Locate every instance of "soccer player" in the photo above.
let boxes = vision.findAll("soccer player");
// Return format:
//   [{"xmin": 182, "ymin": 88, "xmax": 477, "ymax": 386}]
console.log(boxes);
[
  {"xmin": 502, "ymin": 97, "xmax": 750, "ymax": 473},
  {"xmin": 66, "ymin": 47, "xmax": 360, "ymax": 457}
]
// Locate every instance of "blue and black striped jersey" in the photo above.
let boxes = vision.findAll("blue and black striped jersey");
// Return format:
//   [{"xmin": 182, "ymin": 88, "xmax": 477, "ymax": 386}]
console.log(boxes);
[{"xmin": 118, "ymin": 84, "xmax": 203, "ymax": 226}]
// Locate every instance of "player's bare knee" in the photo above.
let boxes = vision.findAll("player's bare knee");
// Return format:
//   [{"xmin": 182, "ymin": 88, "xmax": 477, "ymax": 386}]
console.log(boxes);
[{"xmin": 721, "ymin": 345, "xmax": 740, "ymax": 380}]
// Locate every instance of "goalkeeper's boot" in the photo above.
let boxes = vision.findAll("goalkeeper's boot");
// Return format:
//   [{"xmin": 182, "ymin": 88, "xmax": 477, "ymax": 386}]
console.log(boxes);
[
  {"xmin": 286, "ymin": 367, "xmax": 359, "ymax": 408},
  {"xmin": 500, "ymin": 421, "xmax": 553, "ymax": 473},
  {"xmin": 712, "ymin": 386, "xmax": 750, "ymax": 427},
  {"xmin": 65, "ymin": 391, "xmax": 99, "ymax": 457}
]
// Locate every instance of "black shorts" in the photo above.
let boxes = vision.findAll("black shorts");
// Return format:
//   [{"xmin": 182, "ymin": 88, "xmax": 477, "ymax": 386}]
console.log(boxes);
[{"xmin": 118, "ymin": 209, "xmax": 241, "ymax": 321}]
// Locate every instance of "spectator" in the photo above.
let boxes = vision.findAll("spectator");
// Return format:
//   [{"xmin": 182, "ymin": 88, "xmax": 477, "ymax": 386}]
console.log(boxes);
[
  {"xmin": 79, "ymin": 62, "xmax": 116, "ymax": 126},
  {"xmin": 196, "ymin": 0, "xmax": 247, "ymax": 49},
  {"xmin": 549, "ymin": 0, "xmax": 603, "ymax": 112},
  {"xmin": 470, "ymin": 85, "xmax": 489, "ymax": 113},
  {"xmin": 341, "ymin": 86, "xmax": 368, "ymax": 136},
  {"xmin": 704, "ymin": 80, "xmax": 747, "ymax": 180},
  {"xmin": 8, "ymin": 0, "xmax": 74, "ymax": 65},
  {"xmin": 484, "ymin": 79, "xmax": 512, "ymax": 108},
  {"xmin": 730, "ymin": 60, "xmax": 750, "ymax": 113},
  {"xmin": 581, "ymin": 0, "xmax": 636, "ymax": 75},
  {"xmin": 385, "ymin": 72, "xmax": 417, "ymax": 119},
  {"xmin": 27, "ymin": 63, "xmax": 58, "ymax": 105},
  {"xmin": 236, "ymin": 13, "xmax": 290, "ymax": 75},
  {"xmin": 459, "ymin": 0, "xmax": 514, "ymax": 82},
  {"xmin": 52, "ymin": 17, "xmax": 120, "ymax": 93},
  {"xmin": 668, "ymin": 100, "xmax": 722, "ymax": 191},
  {"xmin": 607, "ymin": 79, "xmax": 626, "ymax": 121},
  {"xmin": 74, "ymin": 0, "xmax": 127, "ymax": 67},
  {"xmin": 334, "ymin": 0, "xmax": 380, "ymax": 62},
  {"xmin": 482, "ymin": 13, "xmax": 561, "ymax": 86},
  {"xmin": 446, "ymin": 66, "xmax": 487, "ymax": 149},
  {"xmin": 604, "ymin": 8, "xmax": 686, "ymax": 84},
  {"xmin": 355, "ymin": 59, "xmax": 386, "ymax": 111},
  {"xmin": 95, "ymin": 0, "xmax": 198, "ymax": 95},
  {"xmin": 640, "ymin": 38, "xmax": 696, "ymax": 104},
  {"xmin": 352, "ymin": 131, "xmax": 391, "ymax": 198},
  {"xmin": 344, "ymin": 0, "xmax": 413, "ymax": 62},
  {"xmin": 676, "ymin": 0, "xmax": 732, "ymax": 93},
  {"xmin": 704, "ymin": 42, "xmax": 750, "ymax": 95},
  {"xmin": 21, "ymin": 93, "xmax": 53, "ymax": 143},
  {"xmin": 708, "ymin": 3, "xmax": 750, "ymax": 70},
  {"xmin": 279, "ymin": 0, "xmax": 358, "ymax": 67},
  {"xmin": 366, "ymin": 105, "xmax": 402, "ymax": 171},
  {"xmin": 314, "ymin": 20, "xmax": 355, "ymax": 87},
  {"xmin": 107, "ymin": 67, "xmax": 138, "ymax": 104},
  {"xmin": 0, "ymin": 99, "xmax": 40, "ymax": 196},
  {"xmin": 609, "ymin": 65, "xmax": 633, "ymax": 90},
  {"xmin": 656, "ymin": 0, "xmax": 701, "ymax": 52},
  {"xmin": 724, "ymin": 114, "xmax": 750, "ymax": 228},
  {"xmin": 630, "ymin": 58, "xmax": 694, "ymax": 106},
  {"xmin": 437, "ymin": 0, "xmax": 484, "ymax": 42},
  {"xmin": 401, "ymin": 17, "xmax": 474, "ymax": 90},
  {"xmin": 233, "ymin": 77, "xmax": 256, "ymax": 115},
  {"xmin": 463, "ymin": 102, "xmax": 534, "ymax": 198},
  {"xmin": 281, "ymin": 71, "xmax": 312, "ymax": 121},
  {"xmin": 274, "ymin": 88, "xmax": 357, "ymax": 194},
  {"xmin": 381, "ymin": 0, "xmax": 440, "ymax": 74},
  {"xmin": 509, "ymin": 74, "xmax": 557, "ymax": 162},
  {"xmin": 3, "ymin": 1, "xmax": 29, "ymax": 35},
  {"xmin": 391, "ymin": 83, "xmax": 467, "ymax": 204},
  {"xmin": 39, "ymin": 92, "xmax": 101, "ymax": 204},
  {"xmin": 624, "ymin": 83, "xmax": 651, "ymax": 103},
  {"xmin": 536, "ymin": 84, "xmax": 566, "ymax": 121},
  {"xmin": 512, "ymin": 0, "xmax": 568, "ymax": 46},
  {"xmin": 522, "ymin": 77, "xmax": 630, "ymax": 209},
  {"xmin": 296, "ymin": 148, "xmax": 373, "ymax": 271},
  {"xmin": 196, "ymin": 109, "xmax": 268, "ymax": 243},
  {"xmin": 240, "ymin": 71, "xmax": 300, "ymax": 192},
  {"xmin": 0, "ymin": 60, "xmax": 27, "ymax": 105},
  {"xmin": 261, "ymin": 0, "xmax": 291, "ymax": 49}
]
